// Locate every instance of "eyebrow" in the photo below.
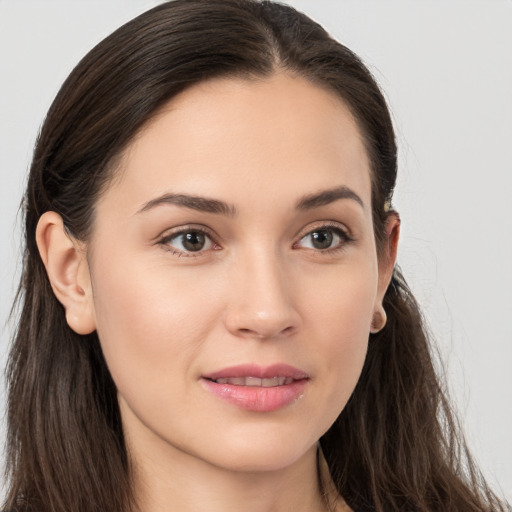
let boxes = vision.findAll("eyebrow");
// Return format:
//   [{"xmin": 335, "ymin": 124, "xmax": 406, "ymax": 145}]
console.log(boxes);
[
  {"xmin": 296, "ymin": 185, "xmax": 365, "ymax": 210},
  {"xmin": 137, "ymin": 185, "xmax": 364, "ymax": 217},
  {"xmin": 137, "ymin": 193, "xmax": 237, "ymax": 217}
]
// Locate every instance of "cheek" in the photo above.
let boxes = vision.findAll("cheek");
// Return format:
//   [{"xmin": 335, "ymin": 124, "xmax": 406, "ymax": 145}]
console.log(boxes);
[
  {"xmin": 302, "ymin": 260, "xmax": 377, "ymax": 418},
  {"xmin": 89, "ymin": 252, "xmax": 223, "ymax": 394},
  {"xmin": 304, "ymin": 256, "xmax": 378, "ymax": 341}
]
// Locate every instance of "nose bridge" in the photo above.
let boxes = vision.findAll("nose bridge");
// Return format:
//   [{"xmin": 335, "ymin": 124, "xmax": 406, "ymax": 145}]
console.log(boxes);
[{"xmin": 225, "ymin": 245, "xmax": 300, "ymax": 339}]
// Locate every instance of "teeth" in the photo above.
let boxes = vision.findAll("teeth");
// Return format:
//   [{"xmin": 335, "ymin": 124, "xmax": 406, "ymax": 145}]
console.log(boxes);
[{"xmin": 214, "ymin": 376, "xmax": 294, "ymax": 387}]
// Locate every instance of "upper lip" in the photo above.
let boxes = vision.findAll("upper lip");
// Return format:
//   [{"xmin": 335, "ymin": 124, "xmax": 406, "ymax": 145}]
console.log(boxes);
[{"xmin": 202, "ymin": 364, "xmax": 309, "ymax": 381}]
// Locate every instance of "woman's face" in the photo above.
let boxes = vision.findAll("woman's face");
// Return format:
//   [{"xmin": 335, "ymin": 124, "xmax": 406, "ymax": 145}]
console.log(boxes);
[{"xmin": 85, "ymin": 73, "xmax": 393, "ymax": 472}]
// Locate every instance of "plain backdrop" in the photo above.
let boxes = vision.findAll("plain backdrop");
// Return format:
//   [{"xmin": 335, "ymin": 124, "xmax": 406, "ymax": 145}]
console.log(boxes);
[{"xmin": 1, "ymin": 0, "xmax": 511, "ymax": 502}]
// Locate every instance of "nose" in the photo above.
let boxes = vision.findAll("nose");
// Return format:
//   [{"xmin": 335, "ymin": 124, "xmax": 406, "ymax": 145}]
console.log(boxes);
[{"xmin": 223, "ymin": 252, "xmax": 301, "ymax": 340}]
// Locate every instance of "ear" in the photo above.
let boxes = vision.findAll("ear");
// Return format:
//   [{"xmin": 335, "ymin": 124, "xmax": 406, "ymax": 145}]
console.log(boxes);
[
  {"xmin": 36, "ymin": 211, "xmax": 96, "ymax": 335},
  {"xmin": 373, "ymin": 213, "xmax": 400, "ymax": 325}
]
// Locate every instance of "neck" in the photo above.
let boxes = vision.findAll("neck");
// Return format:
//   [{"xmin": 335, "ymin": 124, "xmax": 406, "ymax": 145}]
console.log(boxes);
[{"xmin": 128, "ymin": 435, "xmax": 346, "ymax": 512}]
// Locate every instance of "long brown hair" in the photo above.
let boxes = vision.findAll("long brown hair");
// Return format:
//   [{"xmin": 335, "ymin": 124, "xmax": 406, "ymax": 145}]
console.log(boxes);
[{"xmin": 4, "ymin": 1, "xmax": 510, "ymax": 511}]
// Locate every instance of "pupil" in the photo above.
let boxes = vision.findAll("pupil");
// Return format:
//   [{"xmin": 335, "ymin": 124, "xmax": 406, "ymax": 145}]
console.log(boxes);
[
  {"xmin": 183, "ymin": 232, "xmax": 205, "ymax": 251},
  {"xmin": 312, "ymin": 230, "xmax": 332, "ymax": 249}
]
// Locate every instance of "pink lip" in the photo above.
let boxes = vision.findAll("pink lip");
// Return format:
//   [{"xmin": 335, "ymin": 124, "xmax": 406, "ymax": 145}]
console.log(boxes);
[
  {"xmin": 201, "ymin": 364, "xmax": 309, "ymax": 412},
  {"xmin": 203, "ymin": 364, "xmax": 308, "ymax": 381}
]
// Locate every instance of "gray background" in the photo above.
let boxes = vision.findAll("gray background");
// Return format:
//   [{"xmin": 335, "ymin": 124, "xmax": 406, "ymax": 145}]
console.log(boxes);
[{"xmin": 1, "ymin": 0, "xmax": 511, "ymax": 501}]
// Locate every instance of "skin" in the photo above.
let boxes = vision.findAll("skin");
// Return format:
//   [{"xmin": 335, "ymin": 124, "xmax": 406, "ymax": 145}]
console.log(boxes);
[{"xmin": 37, "ymin": 73, "xmax": 399, "ymax": 512}]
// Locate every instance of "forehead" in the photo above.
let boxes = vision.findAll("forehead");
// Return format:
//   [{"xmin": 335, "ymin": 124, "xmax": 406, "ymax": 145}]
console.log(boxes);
[{"xmin": 99, "ymin": 73, "xmax": 372, "ymax": 216}]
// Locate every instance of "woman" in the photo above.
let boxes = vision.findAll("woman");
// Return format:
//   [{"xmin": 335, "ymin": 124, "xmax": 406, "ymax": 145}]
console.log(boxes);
[{"xmin": 3, "ymin": 1, "xmax": 510, "ymax": 511}]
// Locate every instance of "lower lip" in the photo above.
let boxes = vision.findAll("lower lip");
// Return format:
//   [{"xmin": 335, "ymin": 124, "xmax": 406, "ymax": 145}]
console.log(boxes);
[{"xmin": 200, "ymin": 378, "xmax": 308, "ymax": 412}]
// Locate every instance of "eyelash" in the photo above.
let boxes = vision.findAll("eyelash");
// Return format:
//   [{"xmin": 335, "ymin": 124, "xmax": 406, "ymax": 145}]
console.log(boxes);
[
  {"xmin": 294, "ymin": 222, "xmax": 354, "ymax": 254},
  {"xmin": 156, "ymin": 222, "xmax": 354, "ymax": 257},
  {"xmin": 157, "ymin": 225, "xmax": 219, "ymax": 257}
]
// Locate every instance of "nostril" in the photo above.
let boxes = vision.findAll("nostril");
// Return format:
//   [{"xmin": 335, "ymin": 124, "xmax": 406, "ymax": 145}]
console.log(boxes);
[{"xmin": 236, "ymin": 325, "xmax": 295, "ymax": 339}]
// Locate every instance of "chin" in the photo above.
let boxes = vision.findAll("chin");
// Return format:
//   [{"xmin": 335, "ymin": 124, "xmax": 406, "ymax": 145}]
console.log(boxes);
[{"xmin": 199, "ymin": 432, "xmax": 319, "ymax": 474}]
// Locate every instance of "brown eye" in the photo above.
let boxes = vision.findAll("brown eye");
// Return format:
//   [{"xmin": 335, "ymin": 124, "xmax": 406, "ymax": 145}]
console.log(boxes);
[
  {"xmin": 161, "ymin": 229, "xmax": 214, "ymax": 254},
  {"xmin": 182, "ymin": 231, "xmax": 206, "ymax": 251},
  {"xmin": 309, "ymin": 230, "xmax": 333, "ymax": 249},
  {"xmin": 297, "ymin": 226, "xmax": 350, "ymax": 251}
]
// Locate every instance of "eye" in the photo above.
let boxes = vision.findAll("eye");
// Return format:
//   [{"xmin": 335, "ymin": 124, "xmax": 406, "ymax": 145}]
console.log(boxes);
[
  {"xmin": 159, "ymin": 228, "xmax": 216, "ymax": 255},
  {"xmin": 296, "ymin": 225, "xmax": 351, "ymax": 251}
]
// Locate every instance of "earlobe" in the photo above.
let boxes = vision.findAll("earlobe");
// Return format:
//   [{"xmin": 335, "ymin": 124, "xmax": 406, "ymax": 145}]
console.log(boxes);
[
  {"xmin": 36, "ymin": 211, "xmax": 96, "ymax": 335},
  {"xmin": 370, "ymin": 309, "xmax": 387, "ymax": 334}
]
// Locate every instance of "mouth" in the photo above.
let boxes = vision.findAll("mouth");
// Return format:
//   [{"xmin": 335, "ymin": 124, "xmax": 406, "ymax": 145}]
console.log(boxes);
[
  {"xmin": 201, "ymin": 364, "xmax": 309, "ymax": 412},
  {"xmin": 206, "ymin": 376, "xmax": 295, "ymax": 387}
]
